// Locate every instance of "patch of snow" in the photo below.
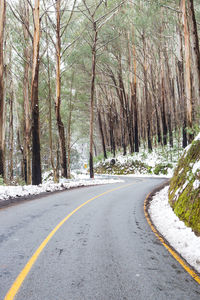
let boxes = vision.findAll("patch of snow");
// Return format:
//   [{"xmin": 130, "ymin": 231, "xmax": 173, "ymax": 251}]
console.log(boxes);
[
  {"xmin": 194, "ymin": 133, "xmax": 200, "ymax": 141},
  {"xmin": 193, "ymin": 180, "xmax": 200, "ymax": 190},
  {"xmin": 185, "ymin": 144, "xmax": 192, "ymax": 153},
  {"xmin": 184, "ymin": 133, "xmax": 200, "ymax": 155},
  {"xmin": 149, "ymin": 186, "xmax": 200, "ymax": 273},
  {"xmin": 175, "ymin": 187, "xmax": 180, "ymax": 197},
  {"xmin": 192, "ymin": 161, "xmax": 200, "ymax": 174},
  {"xmin": 181, "ymin": 180, "xmax": 189, "ymax": 192},
  {"xmin": 0, "ymin": 176, "xmax": 124, "ymax": 202},
  {"xmin": 103, "ymin": 173, "xmax": 170, "ymax": 179}
]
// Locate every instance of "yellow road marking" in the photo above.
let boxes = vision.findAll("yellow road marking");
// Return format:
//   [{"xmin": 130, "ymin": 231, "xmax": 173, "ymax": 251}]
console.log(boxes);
[
  {"xmin": 144, "ymin": 192, "xmax": 200, "ymax": 285},
  {"xmin": 5, "ymin": 182, "xmax": 134, "ymax": 300}
]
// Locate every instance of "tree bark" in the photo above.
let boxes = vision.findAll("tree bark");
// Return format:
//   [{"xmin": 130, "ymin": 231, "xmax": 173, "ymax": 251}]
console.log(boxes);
[
  {"xmin": 8, "ymin": 49, "xmax": 14, "ymax": 182},
  {"xmin": 67, "ymin": 75, "xmax": 74, "ymax": 179},
  {"xmin": 98, "ymin": 110, "xmax": 107, "ymax": 159},
  {"xmin": 132, "ymin": 26, "xmax": 139, "ymax": 152},
  {"xmin": 89, "ymin": 22, "xmax": 98, "ymax": 178},
  {"xmin": 0, "ymin": 0, "xmax": 6, "ymax": 178},
  {"xmin": 31, "ymin": 0, "xmax": 42, "ymax": 185},
  {"xmin": 55, "ymin": 0, "xmax": 67, "ymax": 179},
  {"xmin": 181, "ymin": 0, "xmax": 193, "ymax": 142},
  {"xmin": 23, "ymin": 1, "xmax": 31, "ymax": 184},
  {"xmin": 142, "ymin": 33, "xmax": 152, "ymax": 151},
  {"xmin": 187, "ymin": 0, "xmax": 200, "ymax": 105}
]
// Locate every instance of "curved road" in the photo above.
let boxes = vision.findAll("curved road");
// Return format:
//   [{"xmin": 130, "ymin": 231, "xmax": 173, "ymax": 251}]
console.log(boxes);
[{"xmin": 1, "ymin": 177, "xmax": 200, "ymax": 299}]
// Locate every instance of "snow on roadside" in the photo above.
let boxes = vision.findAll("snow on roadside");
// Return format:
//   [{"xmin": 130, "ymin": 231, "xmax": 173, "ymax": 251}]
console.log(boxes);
[
  {"xmin": 149, "ymin": 186, "xmax": 200, "ymax": 273},
  {"xmin": 101, "ymin": 173, "xmax": 171, "ymax": 179},
  {"xmin": 0, "ymin": 176, "xmax": 124, "ymax": 202}
]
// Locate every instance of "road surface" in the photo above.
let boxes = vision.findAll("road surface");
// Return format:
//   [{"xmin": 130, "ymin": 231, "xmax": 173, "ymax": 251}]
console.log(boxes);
[{"xmin": 1, "ymin": 177, "xmax": 200, "ymax": 299}]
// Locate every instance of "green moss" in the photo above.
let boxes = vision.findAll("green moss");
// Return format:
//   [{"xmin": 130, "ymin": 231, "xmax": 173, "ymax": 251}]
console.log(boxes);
[{"xmin": 169, "ymin": 138, "xmax": 200, "ymax": 235}]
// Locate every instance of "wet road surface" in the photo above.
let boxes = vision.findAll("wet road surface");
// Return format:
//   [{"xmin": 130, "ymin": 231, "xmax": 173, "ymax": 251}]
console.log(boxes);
[{"xmin": 1, "ymin": 177, "xmax": 200, "ymax": 299}]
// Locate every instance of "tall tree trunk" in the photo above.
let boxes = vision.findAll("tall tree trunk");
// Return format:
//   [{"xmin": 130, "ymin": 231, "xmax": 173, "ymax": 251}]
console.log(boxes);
[
  {"xmin": 67, "ymin": 75, "xmax": 74, "ymax": 179},
  {"xmin": 142, "ymin": 33, "xmax": 152, "ymax": 151},
  {"xmin": 161, "ymin": 76, "xmax": 168, "ymax": 146},
  {"xmin": 0, "ymin": 0, "xmax": 6, "ymax": 178},
  {"xmin": 45, "ymin": 16, "xmax": 57, "ymax": 182},
  {"xmin": 31, "ymin": 0, "xmax": 42, "ymax": 185},
  {"xmin": 181, "ymin": 0, "xmax": 193, "ymax": 142},
  {"xmin": 187, "ymin": 0, "xmax": 200, "ymax": 106},
  {"xmin": 178, "ymin": 21, "xmax": 188, "ymax": 147},
  {"xmin": 132, "ymin": 26, "xmax": 139, "ymax": 152},
  {"xmin": 98, "ymin": 110, "xmax": 107, "ymax": 159},
  {"xmin": 55, "ymin": 0, "xmax": 67, "ymax": 178},
  {"xmin": 96, "ymin": 92, "xmax": 107, "ymax": 160},
  {"xmin": 23, "ymin": 1, "xmax": 31, "ymax": 184},
  {"xmin": 8, "ymin": 49, "xmax": 14, "ymax": 182},
  {"xmin": 89, "ymin": 21, "xmax": 98, "ymax": 178}
]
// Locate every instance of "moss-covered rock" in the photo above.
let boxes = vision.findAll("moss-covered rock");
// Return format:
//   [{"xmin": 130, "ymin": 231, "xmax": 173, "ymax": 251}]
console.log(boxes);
[{"xmin": 168, "ymin": 136, "xmax": 200, "ymax": 235}]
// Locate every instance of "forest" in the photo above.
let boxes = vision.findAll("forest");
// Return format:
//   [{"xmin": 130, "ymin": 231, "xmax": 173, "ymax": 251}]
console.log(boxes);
[{"xmin": 0, "ymin": 0, "xmax": 199, "ymax": 185}]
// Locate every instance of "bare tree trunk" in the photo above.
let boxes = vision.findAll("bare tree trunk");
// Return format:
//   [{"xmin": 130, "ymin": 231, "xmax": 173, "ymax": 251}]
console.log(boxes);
[
  {"xmin": 55, "ymin": 0, "xmax": 67, "ymax": 178},
  {"xmin": 89, "ymin": 21, "xmax": 98, "ymax": 178},
  {"xmin": 181, "ymin": 0, "xmax": 193, "ymax": 142},
  {"xmin": 31, "ymin": 0, "xmax": 42, "ymax": 185},
  {"xmin": 161, "ymin": 75, "xmax": 168, "ymax": 146},
  {"xmin": 132, "ymin": 26, "xmax": 139, "ymax": 152},
  {"xmin": 98, "ymin": 110, "xmax": 107, "ymax": 159},
  {"xmin": 23, "ymin": 1, "xmax": 31, "ymax": 184},
  {"xmin": 142, "ymin": 33, "xmax": 152, "ymax": 151},
  {"xmin": 67, "ymin": 75, "xmax": 74, "ymax": 179},
  {"xmin": 8, "ymin": 49, "xmax": 14, "ymax": 182},
  {"xmin": 0, "ymin": 0, "xmax": 6, "ymax": 178},
  {"xmin": 177, "ymin": 21, "xmax": 188, "ymax": 148},
  {"xmin": 187, "ymin": 0, "xmax": 200, "ymax": 106},
  {"xmin": 45, "ymin": 16, "xmax": 57, "ymax": 183}
]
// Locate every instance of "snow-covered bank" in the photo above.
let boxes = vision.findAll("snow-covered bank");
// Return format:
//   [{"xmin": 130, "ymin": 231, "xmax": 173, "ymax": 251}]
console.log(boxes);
[
  {"xmin": 149, "ymin": 186, "xmax": 200, "ymax": 273},
  {"xmin": 0, "ymin": 176, "xmax": 124, "ymax": 202},
  {"xmin": 107, "ymin": 173, "xmax": 171, "ymax": 178},
  {"xmin": 94, "ymin": 146, "xmax": 180, "ymax": 177}
]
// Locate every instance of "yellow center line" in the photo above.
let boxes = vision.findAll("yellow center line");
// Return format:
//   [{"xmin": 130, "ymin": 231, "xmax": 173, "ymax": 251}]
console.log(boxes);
[
  {"xmin": 144, "ymin": 192, "xmax": 200, "ymax": 285},
  {"xmin": 4, "ymin": 182, "xmax": 134, "ymax": 300}
]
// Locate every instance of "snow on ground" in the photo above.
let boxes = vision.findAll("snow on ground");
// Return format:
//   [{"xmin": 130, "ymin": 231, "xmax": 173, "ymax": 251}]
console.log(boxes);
[
  {"xmin": 103, "ymin": 173, "xmax": 172, "ymax": 178},
  {"xmin": 0, "ymin": 174, "xmax": 124, "ymax": 202},
  {"xmin": 149, "ymin": 186, "xmax": 200, "ymax": 273}
]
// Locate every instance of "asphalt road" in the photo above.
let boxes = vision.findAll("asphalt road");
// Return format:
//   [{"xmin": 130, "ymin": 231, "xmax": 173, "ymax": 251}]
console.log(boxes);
[{"xmin": 1, "ymin": 177, "xmax": 200, "ymax": 300}]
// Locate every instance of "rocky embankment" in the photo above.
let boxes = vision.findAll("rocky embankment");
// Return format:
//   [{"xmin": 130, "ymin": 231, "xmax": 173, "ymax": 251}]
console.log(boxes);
[{"xmin": 169, "ymin": 134, "xmax": 200, "ymax": 235}]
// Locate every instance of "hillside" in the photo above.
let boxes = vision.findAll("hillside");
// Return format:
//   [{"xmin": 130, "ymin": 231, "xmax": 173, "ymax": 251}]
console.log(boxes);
[
  {"xmin": 169, "ymin": 134, "xmax": 200, "ymax": 235},
  {"xmin": 94, "ymin": 145, "xmax": 182, "ymax": 177}
]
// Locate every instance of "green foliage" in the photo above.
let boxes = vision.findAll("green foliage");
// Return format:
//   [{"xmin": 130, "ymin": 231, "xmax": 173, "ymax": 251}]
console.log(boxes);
[
  {"xmin": 0, "ymin": 175, "xmax": 4, "ymax": 185},
  {"xmin": 94, "ymin": 153, "xmax": 106, "ymax": 164},
  {"xmin": 14, "ymin": 177, "xmax": 26, "ymax": 186},
  {"xmin": 154, "ymin": 163, "xmax": 173, "ymax": 175}
]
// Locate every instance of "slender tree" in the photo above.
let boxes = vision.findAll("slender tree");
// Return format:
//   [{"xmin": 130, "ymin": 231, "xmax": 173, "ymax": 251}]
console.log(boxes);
[
  {"xmin": 31, "ymin": 0, "xmax": 42, "ymax": 185},
  {"xmin": 181, "ymin": 0, "xmax": 193, "ymax": 142},
  {"xmin": 0, "ymin": 0, "xmax": 6, "ymax": 179}
]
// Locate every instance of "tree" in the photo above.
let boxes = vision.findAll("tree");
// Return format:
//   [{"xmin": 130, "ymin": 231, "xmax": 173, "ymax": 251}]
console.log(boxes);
[
  {"xmin": 31, "ymin": 0, "xmax": 42, "ymax": 185},
  {"xmin": 22, "ymin": 0, "xmax": 32, "ymax": 184},
  {"xmin": 80, "ymin": 0, "xmax": 125, "ymax": 178},
  {"xmin": 0, "ymin": 0, "xmax": 6, "ymax": 179}
]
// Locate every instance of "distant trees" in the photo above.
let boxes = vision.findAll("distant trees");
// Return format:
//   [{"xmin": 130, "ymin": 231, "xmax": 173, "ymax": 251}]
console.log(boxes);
[{"xmin": 0, "ymin": 0, "xmax": 199, "ymax": 184}]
